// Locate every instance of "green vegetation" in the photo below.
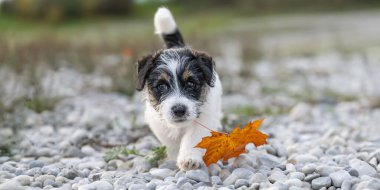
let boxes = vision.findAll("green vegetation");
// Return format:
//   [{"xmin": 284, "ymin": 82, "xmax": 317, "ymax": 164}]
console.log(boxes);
[
  {"xmin": 104, "ymin": 146, "xmax": 167, "ymax": 166},
  {"xmin": 145, "ymin": 146, "xmax": 167, "ymax": 167}
]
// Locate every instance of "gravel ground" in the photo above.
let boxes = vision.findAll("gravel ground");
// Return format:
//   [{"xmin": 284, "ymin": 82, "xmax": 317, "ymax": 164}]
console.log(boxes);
[
  {"xmin": 1, "ymin": 12, "xmax": 380, "ymax": 190},
  {"xmin": 1, "ymin": 51, "xmax": 380, "ymax": 190}
]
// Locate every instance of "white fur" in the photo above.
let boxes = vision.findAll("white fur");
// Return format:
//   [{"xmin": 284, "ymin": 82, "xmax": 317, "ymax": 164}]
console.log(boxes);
[
  {"xmin": 144, "ymin": 73, "xmax": 222, "ymax": 170},
  {"xmin": 154, "ymin": 7, "xmax": 177, "ymax": 34}
]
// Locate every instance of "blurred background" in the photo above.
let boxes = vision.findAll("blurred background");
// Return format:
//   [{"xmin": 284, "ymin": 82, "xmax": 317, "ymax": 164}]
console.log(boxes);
[{"xmin": 1, "ymin": 0, "xmax": 380, "ymax": 154}]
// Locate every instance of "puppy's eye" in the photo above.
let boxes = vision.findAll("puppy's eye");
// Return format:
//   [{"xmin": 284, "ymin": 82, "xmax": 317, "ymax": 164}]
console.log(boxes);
[
  {"xmin": 157, "ymin": 83, "xmax": 169, "ymax": 92},
  {"xmin": 186, "ymin": 81, "xmax": 196, "ymax": 89}
]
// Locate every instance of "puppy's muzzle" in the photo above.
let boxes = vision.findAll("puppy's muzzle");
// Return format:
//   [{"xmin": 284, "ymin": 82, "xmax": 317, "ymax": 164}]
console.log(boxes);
[{"xmin": 171, "ymin": 104, "xmax": 188, "ymax": 121}]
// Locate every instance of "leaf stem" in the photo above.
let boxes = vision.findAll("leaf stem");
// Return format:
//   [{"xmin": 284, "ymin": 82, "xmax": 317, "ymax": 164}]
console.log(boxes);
[{"xmin": 193, "ymin": 120, "xmax": 215, "ymax": 132}]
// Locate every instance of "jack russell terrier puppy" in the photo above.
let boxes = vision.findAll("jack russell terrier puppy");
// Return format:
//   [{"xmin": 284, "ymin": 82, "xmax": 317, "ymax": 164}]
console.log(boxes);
[{"xmin": 136, "ymin": 7, "xmax": 222, "ymax": 170}]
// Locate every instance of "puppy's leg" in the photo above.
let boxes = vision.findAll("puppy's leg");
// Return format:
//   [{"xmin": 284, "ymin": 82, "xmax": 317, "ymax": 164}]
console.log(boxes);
[{"xmin": 177, "ymin": 126, "xmax": 209, "ymax": 170}]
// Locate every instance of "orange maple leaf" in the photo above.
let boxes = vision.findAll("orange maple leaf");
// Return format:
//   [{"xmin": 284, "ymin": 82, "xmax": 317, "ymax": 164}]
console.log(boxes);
[{"xmin": 194, "ymin": 119, "xmax": 268, "ymax": 166}]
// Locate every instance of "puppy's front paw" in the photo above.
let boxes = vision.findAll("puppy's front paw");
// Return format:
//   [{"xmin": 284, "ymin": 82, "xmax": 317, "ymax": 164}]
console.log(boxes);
[{"xmin": 177, "ymin": 154, "xmax": 203, "ymax": 171}]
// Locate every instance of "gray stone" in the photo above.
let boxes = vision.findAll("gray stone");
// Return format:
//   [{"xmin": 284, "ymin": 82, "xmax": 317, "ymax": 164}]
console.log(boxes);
[
  {"xmin": 284, "ymin": 179, "xmax": 303, "ymax": 187},
  {"xmin": 210, "ymin": 176, "xmax": 222, "ymax": 185},
  {"xmin": 186, "ymin": 170, "xmax": 209, "ymax": 182},
  {"xmin": 349, "ymin": 159, "xmax": 377, "ymax": 176},
  {"xmin": 41, "ymin": 165, "xmax": 60, "ymax": 176},
  {"xmin": 311, "ymin": 177, "xmax": 332, "ymax": 190},
  {"xmin": 288, "ymin": 172, "xmax": 305, "ymax": 181},
  {"xmin": 329, "ymin": 170, "xmax": 352, "ymax": 187},
  {"xmin": 29, "ymin": 160, "xmax": 44, "ymax": 169},
  {"xmin": 327, "ymin": 186, "xmax": 336, "ymax": 190},
  {"xmin": 268, "ymin": 171, "xmax": 287, "ymax": 183},
  {"xmin": 26, "ymin": 167, "xmax": 42, "ymax": 176},
  {"xmin": 44, "ymin": 179, "xmax": 57, "ymax": 187},
  {"xmin": 257, "ymin": 154, "xmax": 281, "ymax": 168},
  {"xmin": 180, "ymin": 182, "xmax": 193, "ymax": 190},
  {"xmin": 316, "ymin": 165, "xmax": 337, "ymax": 177},
  {"xmin": 176, "ymin": 177, "xmax": 191, "ymax": 188},
  {"xmin": 249, "ymin": 173, "xmax": 267, "ymax": 183},
  {"xmin": 61, "ymin": 168, "xmax": 79, "ymax": 180},
  {"xmin": 341, "ymin": 180, "xmax": 351, "ymax": 190},
  {"xmin": 208, "ymin": 164, "xmax": 221, "ymax": 176},
  {"xmin": 92, "ymin": 180, "xmax": 113, "ymax": 190},
  {"xmin": 35, "ymin": 174, "xmax": 55, "ymax": 184},
  {"xmin": 0, "ymin": 180, "xmax": 24, "ymax": 190},
  {"xmin": 175, "ymin": 171, "xmax": 185, "ymax": 179},
  {"xmin": 150, "ymin": 168, "xmax": 173, "ymax": 179},
  {"xmin": 13, "ymin": 175, "xmax": 31, "ymax": 186},
  {"xmin": 159, "ymin": 160, "xmax": 178, "ymax": 170},
  {"xmin": 223, "ymin": 174, "xmax": 238, "ymax": 186},
  {"xmin": 30, "ymin": 181, "xmax": 43, "ymax": 188},
  {"xmin": 129, "ymin": 184, "xmax": 147, "ymax": 190},
  {"xmin": 305, "ymin": 173, "xmax": 321, "ymax": 182},
  {"xmin": 231, "ymin": 168, "xmax": 253, "ymax": 179},
  {"xmin": 219, "ymin": 169, "xmax": 231, "ymax": 181},
  {"xmin": 234, "ymin": 179, "xmax": 249, "ymax": 189},
  {"xmin": 355, "ymin": 179, "xmax": 380, "ymax": 190},
  {"xmin": 295, "ymin": 154, "xmax": 318, "ymax": 164},
  {"xmin": 348, "ymin": 168, "xmax": 359, "ymax": 177},
  {"xmin": 286, "ymin": 163, "xmax": 296, "ymax": 173},
  {"xmin": 302, "ymin": 164, "xmax": 317, "ymax": 174},
  {"xmin": 247, "ymin": 182, "xmax": 258, "ymax": 190}
]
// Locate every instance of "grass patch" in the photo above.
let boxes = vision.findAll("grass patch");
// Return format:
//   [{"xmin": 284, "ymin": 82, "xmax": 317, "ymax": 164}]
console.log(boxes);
[{"xmin": 104, "ymin": 145, "xmax": 167, "ymax": 167}]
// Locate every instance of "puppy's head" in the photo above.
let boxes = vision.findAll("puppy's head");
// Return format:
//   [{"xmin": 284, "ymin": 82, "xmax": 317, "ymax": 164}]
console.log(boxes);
[{"xmin": 136, "ymin": 48, "xmax": 215, "ymax": 125}]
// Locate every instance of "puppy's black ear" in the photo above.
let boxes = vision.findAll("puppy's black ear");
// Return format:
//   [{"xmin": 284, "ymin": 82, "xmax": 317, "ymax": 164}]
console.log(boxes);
[
  {"xmin": 136, "ymin": 54, "xmax": 155, "ymax": 91},
  {"xmin": 194, "ymin": 51, "xmax": 215, "ymax": 87}
]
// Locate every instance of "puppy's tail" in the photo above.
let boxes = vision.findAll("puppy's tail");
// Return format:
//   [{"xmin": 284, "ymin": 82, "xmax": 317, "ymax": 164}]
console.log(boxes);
[{"xmin": 154, "ymin": 7, "xmax": 185, "ymax": 48}]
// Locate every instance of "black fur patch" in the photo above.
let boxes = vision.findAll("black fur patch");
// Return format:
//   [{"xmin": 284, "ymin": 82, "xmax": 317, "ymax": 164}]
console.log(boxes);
[{"xmin": 137, "ymin": 48, "xmax": 215, "ymax": 109}]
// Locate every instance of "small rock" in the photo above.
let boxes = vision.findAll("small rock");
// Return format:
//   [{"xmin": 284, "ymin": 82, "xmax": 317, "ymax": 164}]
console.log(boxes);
[
  {"xmin": 311, "ymin": 177, "xmax": 332, "ymax": 190},
  {"xmin": 29, "ymin": 160, "xmax": 44, "ymax": 169},
  {"xmin": 285, "ymin": 179, "xmax": 303, "ymax": 187},
  {"xmin": 61, "ymin": 168, "xmax": 79, "ymax": 180},
  {"xmin": 341, "ymin": 180, "xmax": 351, "ymax": 190},
  {"xmin": 129, "ymin": 184, "xmax": 146, "ymax": 190},
  {"xmin": 210, "ymin": 176, "xmax": 222, "ymax": 185},
  {"xmin": 159, "ymin": 160, "xmax": 178, "ymax": 170},
  {"xmin": 150, "ymin": 168, "xmax": 173, "ymax": 179},
  {"xmin": 30, "ymin": 181, "xmax": 43, "ymax": 188},
  {"xmin": 35, "ymin": 175, "xmax": 55, "ymax": 184},
  {"xmin": 92, "ymin": 180, "xmax": 113, "ymax": 190},
  {"xmin": 349, "ymin": 159, "xmax": 377, "ymax": 176},
  {"xmin": 257, "ymin": 154, "xmax": 281, "ymax": 168},
  {"xmin": 176, "ymin": 177, "xmax": 191, "ymax": 188},
  {"xmin": 286, "ymin": 163, "xmax": 296, "ymax": 173},
  {"xmin": 234, "ymin": 179, "xmax": 249, "ymax": 189},
  {"xmin": 295, "ymin": 154, "xmax": 318, "ymax": 164},
  {"xmin": 305, "ymin": 173, "xmax": 321, "ymax": 182},
  {"xmin": 369, "ymin": 157, "xmax": 378, "ymax": 167},
  {"xmin": 316, "ymin": 165, "xmax": 336, "ymax": 177},
  {"xmin": 44, "ymin": 179, "xmax": 57, "ymax": 187},
  {"xmin": 77, "ymin": 160, "xmax": 106, "ymax": 170},
  {"xmin": 302, "ymin": 164, "xmax": 317, "ymax": 174},
  {"xmin": 13, "ymin": 175, "xmax": 31, "ymax": 186},
  {"xmin": 268, "ymin": 171, "xmax": 287, "ymax": 183},
  {"xmin": 249, "ymin": 173, "xmax": 267, "ymax": 184},
  {"xmin": 41, "ymin": 165, "xmax": 60, "ymax": 176},
  {"xmin": 355, "ymin": 179, "xmax": 380, "ymax": 189},
  {"xmin": 185, "ymin": 170, "xmax": 209, "ymax": 182},
  {"xmin": 329, "ymin": 170, "xmax": 352, "ymax": 187},
  {"xmin": 219, "ymin": 169, "xmax": 231, "ymax": 181},
  {"xmin": 288, "ymin": 172, "xmax": 305, "ymax": 181},
  {"xmin": 289, "ymin": 102, "xmax": 311, "ymax": 120},
  {"xmin": 231, "ymin": 168, "xmax": 253, "ymax": 179},
  {"xmin": 348, "ymin": 168, "xmax": 359, "ymax": 177},
  {"xmin": 208, "ymin": 164, "xmax": 221, "ymax": 176},
  {"xmin": 180, "ymin": 182, "xmax": 193, "ymax": 190}
]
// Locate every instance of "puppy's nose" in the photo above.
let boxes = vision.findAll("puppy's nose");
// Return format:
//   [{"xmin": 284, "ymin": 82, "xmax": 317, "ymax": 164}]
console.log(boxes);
[{"xmin": 172, "ymin": 104, "xmax": 187, "ymax": 117}]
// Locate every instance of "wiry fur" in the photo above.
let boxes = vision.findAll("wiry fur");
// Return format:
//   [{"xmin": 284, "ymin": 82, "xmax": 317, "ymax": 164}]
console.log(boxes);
[{"xmin": 137, "ymin": 7, "xmax": 222, "ymax": 170}]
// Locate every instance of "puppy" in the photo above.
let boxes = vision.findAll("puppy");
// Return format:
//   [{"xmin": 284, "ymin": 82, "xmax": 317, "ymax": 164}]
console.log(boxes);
[{"xmin": 136, "ymin": 7, "xmax": 222, "ymax": 170}]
